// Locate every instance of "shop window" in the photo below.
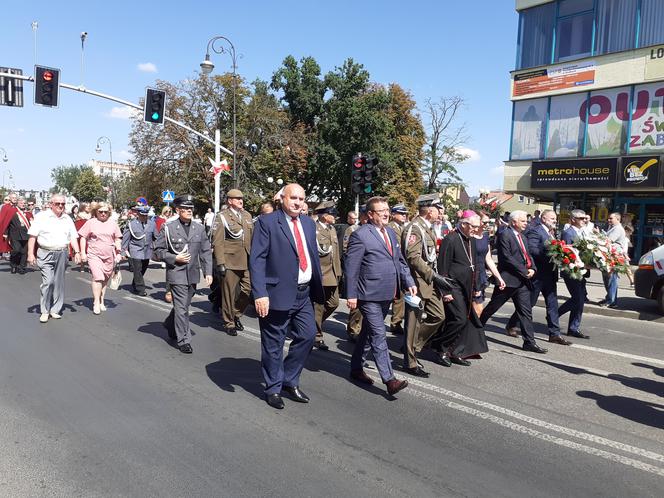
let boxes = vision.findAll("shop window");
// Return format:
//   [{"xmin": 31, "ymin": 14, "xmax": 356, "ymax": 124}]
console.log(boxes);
[
  {"xmin": 595, "ymin": 0, "xmax": 637, "ymax": 54},
  {"xmin": 555, "ymin": 0, "xmax": 594, "ymax": 62},
  {"xmin": 511, "ymin": 98, "xmax": 547, "ymax": 160},
  {"xmin": 583, "ymin": 86, "xmax": 630, "ymax": 156},
  {"xmin": 518, "ymin": 195, "xmax": 525, "ymax": 203},
  {"xmin": 628, "ymin": 82, "xmax": 664, "ymax": 154},
  {"xmin": 516, "ymin": 3, "xmax": 555, "ymax": 69},
  {"xmin": 640, "ymin": 0, "xmax": 664, "ymax": 48},
  {"xmin": 547, "ymin": 93, "xmax": 587, "ymax": 158}
]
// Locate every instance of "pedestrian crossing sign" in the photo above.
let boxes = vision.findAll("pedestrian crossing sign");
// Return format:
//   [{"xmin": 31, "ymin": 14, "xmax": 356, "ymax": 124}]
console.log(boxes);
[{"xmin": 162, "ymin": 190, "xmax": 175, "ymax": 202}]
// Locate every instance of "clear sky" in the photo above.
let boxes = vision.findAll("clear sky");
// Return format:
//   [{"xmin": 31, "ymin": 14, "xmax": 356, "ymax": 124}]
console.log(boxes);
[{"xmin": 0, "ymin": 0, "xmax": 519, "ymax": 197}]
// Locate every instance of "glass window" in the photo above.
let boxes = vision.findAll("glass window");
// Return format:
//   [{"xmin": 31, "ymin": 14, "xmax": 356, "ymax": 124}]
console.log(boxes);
[
  {"xmin": 595, "ymin": 0, "xmax": 637, "ymax": 54},
  {"xmin": 511, "ymin": 98, "xmax": 547, "ymax": 160},
  {"xmin": 517, "ymin": 3, "xmax": 555, "ymax": 69},
  {"xmin": 558, "ymin": 0, "xmax": 594, "ymax": 17},
  {"xmin": 584, "ymin": 86, "xmax": 630, "ymax": 156},
  {"xmin": 640, "ymin": 0, "xmax": 664, "ymax": 48},
  {"xmin": 546, "ymin": 93, "xmax": 587, "ymax": 158},
  {"xmin": 555, "ymin": 12, "xmax": 594, "ymax": 61},
  {"xmin": 629, "ymin": 82, "xmax": 664, "ymax": 154}
]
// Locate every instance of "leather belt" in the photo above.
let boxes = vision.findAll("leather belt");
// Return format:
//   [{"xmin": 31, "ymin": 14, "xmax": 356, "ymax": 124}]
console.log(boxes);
[{"xmin": 297, "ymin": 283, "xmax": 310, "ymax": 291}]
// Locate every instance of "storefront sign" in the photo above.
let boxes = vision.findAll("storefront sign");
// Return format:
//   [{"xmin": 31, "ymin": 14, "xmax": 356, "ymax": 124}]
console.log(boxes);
[
  {"xmin": 618, "ymin": 156, "xmax": 661, "ymax": 188},
  {"xmin": 531, "ymin": 158, "xmax": 617, "ymax": 189},
  {"xmin": 512, "ymin": 62, "xmax": 595, "ymax": 98}
]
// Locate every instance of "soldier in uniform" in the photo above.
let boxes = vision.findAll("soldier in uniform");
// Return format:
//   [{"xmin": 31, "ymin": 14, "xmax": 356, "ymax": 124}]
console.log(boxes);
[
  {"xmin": 121, "ymin": 205, "xmax": 157, "ymax": 296},
  {"xmin": 388, "ymin": 204, "xmax": 409, "ymax": 335},
  {"xmin": 401, "ymin": 194, "xmax": 446, "ymax": 376},
  {"xmin": 212, "ymin": 189, "xmax": 253, "ymax": 336},
  {"xmin": 342, "ymin": 206, "xmax": 367, "ymax": 342},
  {"xmin": 154, "ymin": 195, "xmax": 213, "ymax": 354},
  {"xmin": 313, "ymin": 201, "xmax": 342, "ymax": 351}
]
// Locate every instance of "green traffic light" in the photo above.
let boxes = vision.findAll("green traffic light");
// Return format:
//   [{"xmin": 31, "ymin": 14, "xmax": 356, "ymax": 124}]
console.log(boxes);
[{"xmin": 152, "ymin": 112, "xmax": 160, "ymax": 120}]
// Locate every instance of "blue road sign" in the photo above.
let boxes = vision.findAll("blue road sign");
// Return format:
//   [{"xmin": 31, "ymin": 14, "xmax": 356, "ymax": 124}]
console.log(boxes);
[{"xmin": 162, "ymin": 190, "xmax": 175, "ymax": 203}]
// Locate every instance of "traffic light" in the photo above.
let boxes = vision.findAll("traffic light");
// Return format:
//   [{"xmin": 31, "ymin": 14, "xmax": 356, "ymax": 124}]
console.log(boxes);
[
  {"xmin": 34, "ymin": 65, "xmax": 60, "ymax": 107},
  {"xmin": 144, "ymin": 87, "xmax": 166, "ymax": 124},
  {"xmin": 364, "ymin": 155, "xmax": 378, "ymax": 194},
  {"xmin": 351, "ymin": 153, "xmax": 366, "ymax": 194}
]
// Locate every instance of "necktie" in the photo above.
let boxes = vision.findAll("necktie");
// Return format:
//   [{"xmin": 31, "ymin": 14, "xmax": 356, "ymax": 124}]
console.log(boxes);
[
  {"xmin": 381, "ymin": 227, "xmax": 393, "ymax": 256},
  {"xmin": 516, "ymin": 232, "xmax": 532, "ymax": 268},
  {"xmin": 291, "ymin": 217, "xmax": 308, "ymax": 272}
]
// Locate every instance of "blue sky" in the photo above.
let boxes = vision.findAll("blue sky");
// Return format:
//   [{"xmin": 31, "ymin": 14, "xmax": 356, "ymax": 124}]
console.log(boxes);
[{"xmin": 0, "ymin": 0, "xmax": 519, "ymax": 196}]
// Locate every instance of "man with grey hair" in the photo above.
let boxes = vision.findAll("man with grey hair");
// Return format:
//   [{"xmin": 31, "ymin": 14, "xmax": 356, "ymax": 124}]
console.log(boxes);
[
  {"xmin": 480, "ymin": 210, "xmax": 548, "ymax": 353},
  {"xmin": 600, "ymin": 212, "xmax": 628, "ymax": 309},
  {"xmin": 27, "ymin": 194, "xmax": 81, "ymax": 323},
  {"xmin": 558, "ymin": 210, "xmax": 590, "ymax": 339}
]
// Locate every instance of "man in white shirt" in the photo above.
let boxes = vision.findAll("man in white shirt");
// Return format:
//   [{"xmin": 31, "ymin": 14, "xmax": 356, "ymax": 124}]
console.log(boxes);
[
  {"xmin": 27, "ymin": 193, "xmax": 81, "ymax": 323},
  {"xmin": 204, "ymin": 208, "xmax": 215, "ymax": 235},
  {"xmin": 601, "ymin": 212, "xmax": 628, "ymax": 308}
]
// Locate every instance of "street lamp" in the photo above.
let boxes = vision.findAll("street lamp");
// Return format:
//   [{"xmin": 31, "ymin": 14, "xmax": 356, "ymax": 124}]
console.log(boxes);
[
  {"xmin": 0, "ymin": 147, "xmax": 7, "ymax": 162},
  {"xmin": 200, "ymin": 35, "xmax": 238, "ymax": 188},
  {"xmin": 95, "ymin": 136, "xmax": 114, "ymax": 204}
]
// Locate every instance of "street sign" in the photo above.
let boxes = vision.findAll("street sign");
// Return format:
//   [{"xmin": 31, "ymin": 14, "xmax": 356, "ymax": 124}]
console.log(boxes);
[
  {"xmin": 162, "ymin": 190, "xmax": 175, "ymax": 203},
  {"xmin": 0, "ymin": 67, "xmax": 24, "ymax": 107}
]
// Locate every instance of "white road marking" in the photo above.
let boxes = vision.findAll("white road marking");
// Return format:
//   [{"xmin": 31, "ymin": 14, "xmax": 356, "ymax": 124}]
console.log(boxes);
[{"xmin": 569, "ymin": 344, "xmax": 664, "ymax": 367}]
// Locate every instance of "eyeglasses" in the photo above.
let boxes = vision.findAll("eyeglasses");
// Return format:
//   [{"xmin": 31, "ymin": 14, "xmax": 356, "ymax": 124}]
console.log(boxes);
[
  {"xmin": 52, "ymin": 202, "xmax": 65, "ymax": 207},
  {"xmin": 370, "ymin": 208, "xmax": 390, "ymax": 213},
  {"xmin": 97, "ymin": 210, "xmax": 110, "ymax": 214}
]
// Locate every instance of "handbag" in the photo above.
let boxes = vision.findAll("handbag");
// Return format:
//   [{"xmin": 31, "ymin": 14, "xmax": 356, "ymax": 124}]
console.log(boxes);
[{"xmin": 109, "ymin": 264, "xmax": 122, "ymax": 290}]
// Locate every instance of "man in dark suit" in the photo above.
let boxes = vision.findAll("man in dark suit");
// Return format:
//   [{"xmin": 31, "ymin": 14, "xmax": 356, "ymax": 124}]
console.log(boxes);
[
  {"xmin": 558, "ymin": 209, "xmax": 591, "ymax": 340},
  {"xmin": 480, "ymin": 210, "xmax": 547, "ymax": 353},
  {"xmin": 505, "ymin": 209, "xmax": 571, "ymax": 345},
  {"xmin": 250, "ymin": 184, "xmax": 325, "ymax": 410},
  {"xmin": 345, "ymin": 196, "xmax": 417, "ymax": 396}
]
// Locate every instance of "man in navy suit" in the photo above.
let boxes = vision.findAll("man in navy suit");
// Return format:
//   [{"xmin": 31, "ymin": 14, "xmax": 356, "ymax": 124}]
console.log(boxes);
[
  {"xmin": 250, "ymin": 184, "xmax": 325, "ymax": 410},
  {"xmin": 558, "ymin": 209, "xmax": 591, "ymax": 340},
  {"xmin": 505, "ymin": 209, "xmax": 572, "ymax": 346},
  {"xmin": 345, "ymin": 196, "xmax": 417, "ymax": 396},
  {"xmin": 480, "ymin": 210, "xmax": 548, "ymax": 353}
]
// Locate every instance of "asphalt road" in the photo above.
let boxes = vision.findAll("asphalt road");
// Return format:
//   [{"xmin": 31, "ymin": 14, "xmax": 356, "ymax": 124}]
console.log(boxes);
[{"xmin": 1, "ymin": 262, "xmax": 663, "ymax": 497}]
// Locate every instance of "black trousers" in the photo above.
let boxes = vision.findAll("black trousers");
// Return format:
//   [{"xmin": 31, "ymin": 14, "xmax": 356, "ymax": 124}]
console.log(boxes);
[
  {"xmin": 130, "ymin": 258, "xmax": 150, "ymax": 292},
  {"xmin": 10, "ymin": 239, "xmax": 28, "ymax": 270},
  {"xmin": 480, "ymin": 284, "xmax": 537, "ymax": 346}
]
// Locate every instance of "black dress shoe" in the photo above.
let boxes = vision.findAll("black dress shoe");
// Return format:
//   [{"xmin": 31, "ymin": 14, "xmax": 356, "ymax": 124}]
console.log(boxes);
[
  {"xmin": 549, "ymin": 335, "xmax": 572, "ymax": 346},
  {"xmin": 266, "ymin": 393, "xmax": 284, "ymax": 410},
  {"xmin": 607, "ymin": 303, "xmax": 618, "ymax": 309},
  {"xmin": 234, "ymin": 318, "xmax": 244, "ymax": 331},
  {"xmin": 432, "ymin": 352, "xmax": 452, "ymax": 367},
  {"xmin": 450, "ymin": 356, "xmax": 471, "ymax": 366},
  {"xmin": 404, "ymin": 366, "xmax": 430, "ymax": 378},
  {"xmin": 10, "ymin": 267, "xmax": 16, "ymax": 274},
  {"xmin": 314, "ymin": 340, "xmax": 329, "ymax": 351},
  {"xmin": 138, "ymin": 290, "xmax": 148, "ymax": 297},
  {"xmin": 226, "ymin": 327, "xmax": 238, "ymax": 336},
  {"xmin": 17, "ymin": 268, "xmax": 26, "ymax": 274},
  {"xmin": 282, "ymin": 386, "xmax": 309, "ymax": 403},
  {"xmin": 179, "ymin": 343, "xmax": 193, "ymax": 354},
  {"xmin": 523, "ymin": 343, "xmax": 548, "ymax": 354},
  {"xmin": 568, "ymin": 331, "xmax": 590, "ymax": 339}
]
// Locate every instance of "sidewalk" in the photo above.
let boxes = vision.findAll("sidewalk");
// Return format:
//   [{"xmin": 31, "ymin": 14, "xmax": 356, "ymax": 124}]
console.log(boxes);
[{"xmin": 486, "ymin": 267, "xmax": 664, "ymax": 323}]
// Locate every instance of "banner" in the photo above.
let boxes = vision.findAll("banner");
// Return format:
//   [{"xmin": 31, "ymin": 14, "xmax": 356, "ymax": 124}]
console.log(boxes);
[
  {"xmin": 628, "ymin": 82, "xmax": 664, "ymax": 154},
  {"xmin": 511, "ymin": 98, "xmax": 547, "ymax": 160},
  {"xmin": 546, "ymin": 93, "xmax": 587, "ymax": 158},
  {"xmin": 584, "ymin": 87, "xmax": 629, "ymax": 157},
  {"xmin": 531, "ymin": 158, "xmax": 618, "ymax": 189},
  {"xmin": 512, "ymin": 62, "xmax": 595, "ymax": 98}
]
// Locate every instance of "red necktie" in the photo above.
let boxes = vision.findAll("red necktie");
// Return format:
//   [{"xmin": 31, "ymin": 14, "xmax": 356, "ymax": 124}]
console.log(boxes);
[
  {"xmin": 291, "ymin": 217, "xmax": 308, "ymax": 272},
  {"xmin": 381, "ymin": 227, "xmax": 393, "ymax": 256},
  {"xmin": 516, "ymin": 232, "xmax": 532, "ymax": 268}
]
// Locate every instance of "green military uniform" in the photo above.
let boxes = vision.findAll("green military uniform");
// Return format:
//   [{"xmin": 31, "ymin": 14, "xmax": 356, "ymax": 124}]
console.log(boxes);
[
  {"xmin": 313, "ymin": 204, "xmax": 342, "ymax": 348},
  {"xmin": 212, "ymin": 192, "xmax": 253, "ymax": 333},
  {"xmin": 343, "ymin": 223, "xmax": 362, "ymax": 340},
  {"xmin": 402, "ymin": 214, "xmax": 445, "ymax": 371},
  {"xmin": 388, "ymin": 218, "xmax": 406, "ymax": 334}
]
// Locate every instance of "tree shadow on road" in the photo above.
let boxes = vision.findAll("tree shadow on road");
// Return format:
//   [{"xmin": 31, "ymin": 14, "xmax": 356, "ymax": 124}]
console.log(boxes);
[
  {"xmin": 577, "ymin": 390, "xmax": 664, "ymax": 430},
  {"xmin": 205, "ymin": 357, "xmax": 265, "ymax": 400}
]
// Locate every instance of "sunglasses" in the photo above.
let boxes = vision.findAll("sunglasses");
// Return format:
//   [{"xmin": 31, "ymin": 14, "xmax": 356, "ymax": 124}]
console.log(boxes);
[
  {"xmin": 52, "ymin": 202, "xmax": 65, "ymax": 207},
  {"xmin": 98, "ymin": 210, "xmax": 110, "ymax": 214}
]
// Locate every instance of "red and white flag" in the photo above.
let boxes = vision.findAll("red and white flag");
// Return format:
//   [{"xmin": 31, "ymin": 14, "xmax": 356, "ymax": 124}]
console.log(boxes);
[{"xmin": 209, "ymin": 157, "xmax": 230, "ymax": 177}]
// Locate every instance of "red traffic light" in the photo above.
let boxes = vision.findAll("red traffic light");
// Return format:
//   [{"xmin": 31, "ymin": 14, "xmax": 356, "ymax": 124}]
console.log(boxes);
[{"xmin": 42, "ymin": 71, "xmax": 53, "ymax": 82}]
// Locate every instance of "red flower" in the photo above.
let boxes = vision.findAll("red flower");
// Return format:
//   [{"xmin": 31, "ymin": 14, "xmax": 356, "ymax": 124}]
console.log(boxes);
[
  {"xmin": 569, "ymin": 253, "xmax": 576, "ymax": 261},
  {"xmin": 563, "ymin": 257, "xmax": 570, "ymax": 264}
]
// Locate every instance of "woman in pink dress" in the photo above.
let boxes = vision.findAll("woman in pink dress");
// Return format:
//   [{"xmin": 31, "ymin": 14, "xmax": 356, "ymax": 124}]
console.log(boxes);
[{"xmin": 78, "ymin": 202, "xmax": 122, "ymax": 314}]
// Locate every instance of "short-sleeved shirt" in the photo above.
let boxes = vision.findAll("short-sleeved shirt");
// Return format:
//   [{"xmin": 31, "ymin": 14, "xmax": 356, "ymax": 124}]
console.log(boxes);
[
  {"xmin": 28, "ymin": 209, "xmax": 78, "ymax": 249},
  {"xmin": 78, "ymin": 218, "xmax": 122, "ymax": 258}
]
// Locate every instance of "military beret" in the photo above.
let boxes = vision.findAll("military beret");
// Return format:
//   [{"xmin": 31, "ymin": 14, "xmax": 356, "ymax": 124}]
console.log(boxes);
[
  {"xmin": 226, "ymin": 189, "xmax": 243, "ymax": 199},
  {"xmin": 391, "ymin": 203, "xmax": 408, "ymax": 214},
  {"xmin": 174, "ymin": 195, "xmax": 195, "ymax": 208}
]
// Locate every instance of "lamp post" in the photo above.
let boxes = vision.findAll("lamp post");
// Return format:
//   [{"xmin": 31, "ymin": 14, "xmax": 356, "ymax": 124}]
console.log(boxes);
[
  {"xmin": 95, "ymin": 136, "xmax": 114, "ymax": 204},
  {"xmin": 200, "ymin": 35, "xmax": 238, "ymax": 189},
  {"xmin": 0, "ymin": 147, "xmax": 8, "ymax": 193}
]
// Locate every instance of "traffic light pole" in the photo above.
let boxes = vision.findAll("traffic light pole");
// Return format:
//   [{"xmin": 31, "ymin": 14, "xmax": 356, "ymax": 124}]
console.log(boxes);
[{"xmin": 0, "ymin": 71, "xmax": 234, "ymax": 207}]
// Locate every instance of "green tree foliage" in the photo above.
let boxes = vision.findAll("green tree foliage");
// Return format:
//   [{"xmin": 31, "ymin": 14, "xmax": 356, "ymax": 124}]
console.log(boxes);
[
  {"xmin": 72, "ymin": 169, "xmax": 105, "ymax": 202},
  {"xmin": 50, "ymin": 164, "xmax": 91, "ymax": 194}
]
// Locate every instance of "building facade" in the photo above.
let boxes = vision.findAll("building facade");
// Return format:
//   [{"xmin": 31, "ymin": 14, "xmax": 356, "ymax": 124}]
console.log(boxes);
[
  {"xmin": 88, "ymin": 159, "xmax": 132, "ymax": 179},
  {"xmin": 505, "ymin": 0, "xmax": 664, "ymax": 260}
]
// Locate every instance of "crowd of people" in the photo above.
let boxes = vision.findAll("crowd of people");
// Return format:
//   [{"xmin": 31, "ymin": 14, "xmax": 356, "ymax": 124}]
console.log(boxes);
[{"xmin": 0, "ymin": 187, "xmax": 633, "ymax": 409}]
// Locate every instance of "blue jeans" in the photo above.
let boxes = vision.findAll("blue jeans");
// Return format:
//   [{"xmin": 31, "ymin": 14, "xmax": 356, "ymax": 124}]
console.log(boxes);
[{"xmin": 603, "ymin": 271, "xmax": 619, "ymax": 305}]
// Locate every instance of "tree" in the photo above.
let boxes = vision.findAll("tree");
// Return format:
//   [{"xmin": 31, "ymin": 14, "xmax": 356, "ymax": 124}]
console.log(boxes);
[
  {"xmin": 50, "ymin": 164, "xmax": 91, "ymax": 194},
  {"xmin": 421, "ymin": 97, "xmax": 469, "ymax": 193},
  {"xmin": 72, "ymin": 169, "xmax": 105, "ymax": 202}
]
